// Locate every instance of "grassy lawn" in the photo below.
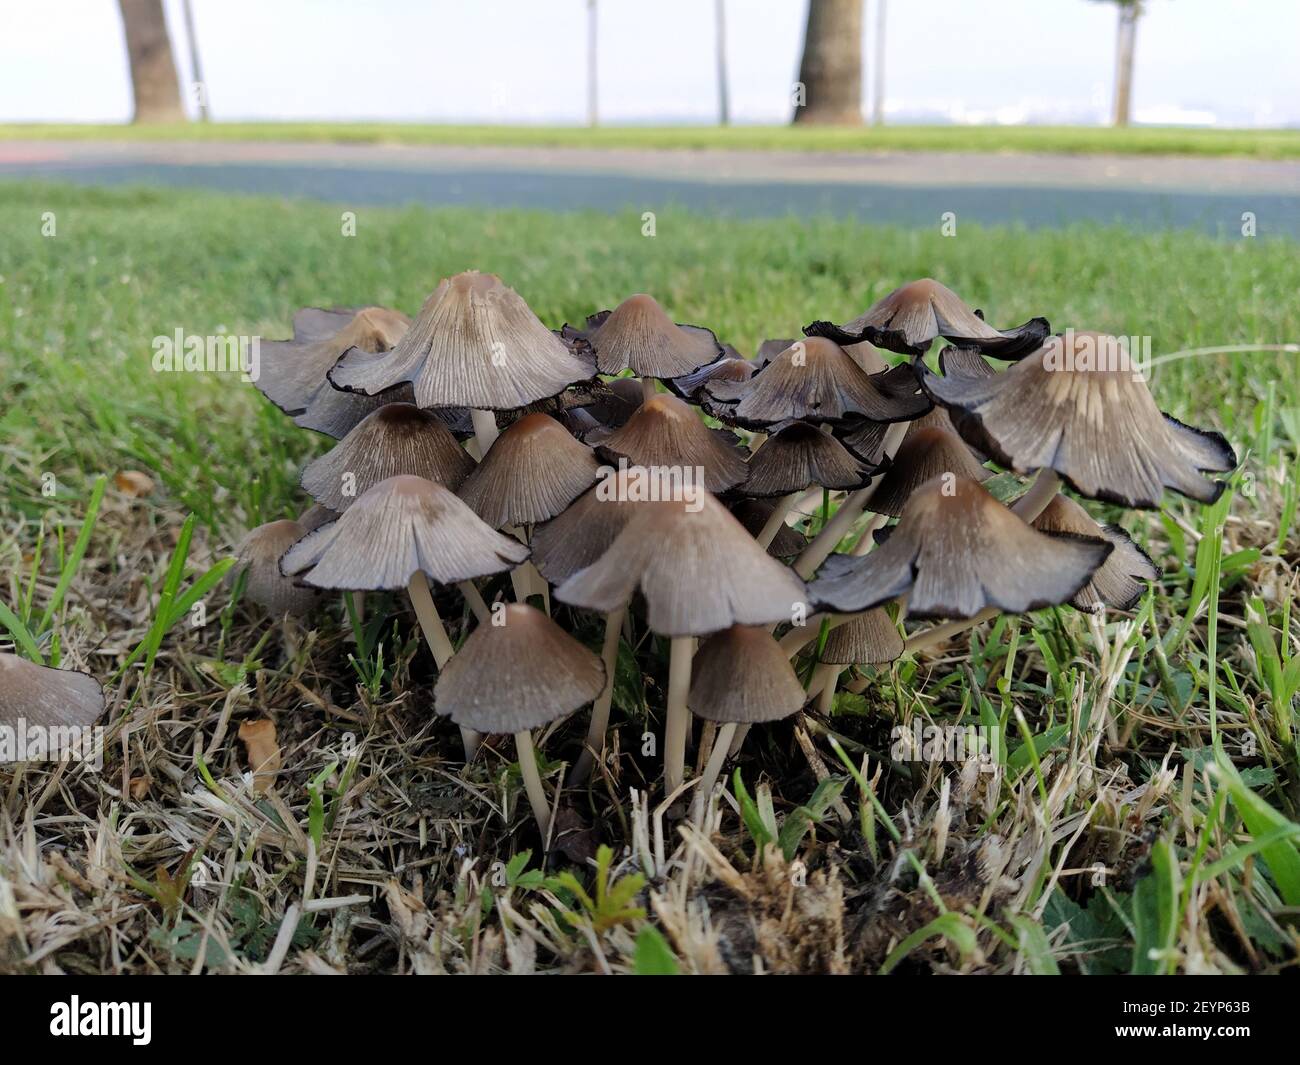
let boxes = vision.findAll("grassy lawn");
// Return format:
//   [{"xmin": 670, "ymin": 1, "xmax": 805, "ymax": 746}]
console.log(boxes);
[
  {"xmin": 4, "ymin": 121, "xmax": 1300, "ymax": 159},
  {"xmin": 1, "ymin": 180, "xmax": 1298, "ymax": 973}
]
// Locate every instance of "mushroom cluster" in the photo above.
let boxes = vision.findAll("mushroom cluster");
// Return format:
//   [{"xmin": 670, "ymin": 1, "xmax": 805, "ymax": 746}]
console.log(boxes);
[{"xmin": 236, "ymin": 274, "xmax": 1235, "ymax": 839}]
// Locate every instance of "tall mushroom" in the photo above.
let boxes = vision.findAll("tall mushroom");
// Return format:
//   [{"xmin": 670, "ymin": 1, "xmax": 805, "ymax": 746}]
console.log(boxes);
[{"xmin": 433, "ymin": 603, "xmax": 604, "ymax": 837}]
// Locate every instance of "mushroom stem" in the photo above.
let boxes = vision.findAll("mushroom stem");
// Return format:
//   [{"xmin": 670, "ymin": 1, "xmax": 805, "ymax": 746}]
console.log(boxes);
[
  {"xmin": 664, "ymin": 636, "xmax": 694, "ymax": 795},
  {"xmin": 456, "ymin": 581, "xmax": 491, "ymax": 624},
  {"xmin": 505, "ymin": 526, "xmax": 532, "ymax": 603},
  {"xmin": 568, "ymin": 603, "xmax": 626, "ymax": 785},
  {"xmin": 690, "ymin": 722, "xmax": 737, "ymax": 824},
  {"xmin": 793, "ymin": 421, "xmax": 908, "ymax": 578},
  {"xmin": 1011, "ymin": 468, "xmax": 1062, "ymax": 523},
  {"xmin": 727, "ymin": 724, "xmax": 749, "ymax": 757},
  {"xmin": 470, "ymin": 408, "xmax": 500, "ymax": 457},
  {"xmin": 408, "ymin": 571, "xmax": 480, "ymax": 760},
  {"xmin": 816, "ymin": 663, "xmax": 842, "ymax": 714},
  {"xmin": 513, "ymin": 729, "xmax": 551, "ymax": 837},
  {"xmin": 850, "ymin": 513, "xmax": 889, "ymax": 556},
  {"xmin": 640, "ymin": 376, "xmax": 657, "ymax": 403},
  {"xmin": 755, "ymin": 490, "xmax": 801, "ymax": 549}
]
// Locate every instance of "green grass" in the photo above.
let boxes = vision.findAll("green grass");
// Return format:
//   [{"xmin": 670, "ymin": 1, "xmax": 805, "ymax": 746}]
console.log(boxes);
[
  {"xmin": 4, "ymin": 121, "xmax": 1300, "ymax": 159},
  {"xmin": 1, "ymin": 181, "xmax": 1299, "ymax": 974}
]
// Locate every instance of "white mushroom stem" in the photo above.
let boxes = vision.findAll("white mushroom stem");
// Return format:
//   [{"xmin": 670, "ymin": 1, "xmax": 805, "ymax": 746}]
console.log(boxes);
[
  {"xmin": 1010, "ymin": 468, "xmax": 1062, "ymax": 524},
  {"xmin": 456, "ymin": 581, "xmax": 491, "ymax": 624},
  {"xmin": 756, "ymin": 490, "xmax": 801, "ymax": 549},
  {"xmin": 640, "ymin": 376, "xmax": 658, "ymax": 403},
  {"xmin": 568, "ymin": 604, "xmax": 626, "ymax": 785},
  {"xmin": 514, "ymin": 729, "xmax": 551, "ymax": 837},
  {"xmin": 690, "ymin": 721, "xmax": 737, "ymax": 824},
  {"xmin": 815, "ymin": 662, "xmax": 843, "ymax": 714},
  {"xmin": 850, "ymin": 512, "xmax": 889, "ymax": 556},
  {"xmin": 470, "ymin": 408, "xmax": 500, "ymax": 457},
  {"xmin": 664, "ymin": 636, "xmax": 694, "ymax": 795},
  {"xmin": 793, "ymin": 421, "xmax": 908, "ymax": 579},
  {"xmin": 408, "ymin": 571, "xmax": 480, "ymax": 760},
  {"xmin": 505, "ymin": 527, "xmax": 532, "ymax": 603}
]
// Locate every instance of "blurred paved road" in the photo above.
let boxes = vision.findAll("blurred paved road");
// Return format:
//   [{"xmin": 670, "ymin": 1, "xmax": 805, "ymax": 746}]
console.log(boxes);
[{"xmin": 2, "ymin": 140, "xmax": 1297, "ymax": 235}]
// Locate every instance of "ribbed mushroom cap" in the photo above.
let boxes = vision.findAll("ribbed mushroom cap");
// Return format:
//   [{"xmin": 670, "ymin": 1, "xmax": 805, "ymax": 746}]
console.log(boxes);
[
  {"xmin": 809, "ymin": 475, "xmax": 1112, "ymax": 619},
  {"xmin": 742, "ymin": 421, "xmax": 874, "ymax": 498},
  {"xmin": 433, "ymin": 603, "xmax": 605, "ymax": 734},
  {"xmin": 257, "ymin": 306, "xmax": 411, "ymax": 413},
  {"xmin": 531, "ymin": 466, "xmax": 643, "ymax": 583},
  {"xmin": 938, "ymin": 345, "xmax": 996, "ymax": 381},
  {"xmin": 591, "ymin": 393, "xmax": 749, "ymax": 494},
  {"xmin": 556, "ymin": 489, "xmax": 808, "ymax": 637},
  {"xmin": 1032, "ymin": 493, "xmax": 1160, "ymax": 611},
  {"xmin": 234, "ymin": 519, "xmax": 320, "ymax": 615},
  {"xmin": 919, "ymin": 333, "xmax": 1237, "ymax": 507},
  {"xmin": 297, "ymin": 503, "xmax": 339, "ymax": 532},
  {"xmin": 329, "ymin": 272, "xmax": 594, "ymax": 410},
  {"xmin": 868, "ymin": 426, "xmax": 991, "ymax": 517},
  {"xmin": 706, "ymin": 337, "xmax": 930, "ymax": 427},
  {"xmin": 0, "ymin": 653, "xmax": 105, "ymax": 731},
  {"xmin": 281, "ymin": 475, "xmax": 528, "ymax": 590},
  {"xmin": 575, "ymin": 294, "xmax": 724, "ymax": 378},
  {"xmin": 301, "ymin": 403, "xmax": 475, "ymax": 513},
  {"xmin": 730, "ymin": 499, "xmax": 807, "ymax": 558},
  {"xmin": 805, "ymin": 279, "xmax": 1049, "ymax": 358},
  {"xmin": 821, "ymin": 608, "xmax": 904, "ymax": 665},
  {"xmin": 669, "ymin": 351, "xmax": 756, "ymax": 398},
  {"xmin": 687, "ymin": 626, "xmax": 805, "ymax": 724},
  {"xmin": 457, "ymin": 413, "xmax": 601, "ymax": 527}
]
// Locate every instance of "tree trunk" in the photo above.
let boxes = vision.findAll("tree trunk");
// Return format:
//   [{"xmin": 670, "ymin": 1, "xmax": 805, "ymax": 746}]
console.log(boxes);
[
  {"xmin": 793, "ymin": 0, "xmax": 864, "ymax": 126},
  {"xmin": 118, "ymin": 0, "xmax": 185, "ymax": 124},
  {"xmin": 871, "ymin": 0, "xmax": 886, "ymax": 126},
  {"xmin": 1112, "ymin": 4, "xmax": 1139, "ymax": 128}
]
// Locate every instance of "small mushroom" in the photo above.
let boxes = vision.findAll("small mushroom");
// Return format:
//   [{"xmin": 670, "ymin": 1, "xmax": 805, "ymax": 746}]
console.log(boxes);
[
  {"xmin": 301, "ymin": 402, "xmax": 475, "ymax": 512},
  {"xmin": 810, "ymin": 607, "xmax": 903, "ymax": 714},
  {"xmin": 919, "ymin": 332, "xmax": 1237, "ymax": 508},
  {"xmin": 1032, "ymin": 493, "xmax": 1161, "ymax": 611},
  {"xmin": 433, "ymin": 603, "xmax": 604, "ymax": 837},
  {"xmin": 0, "ymin": 652, "xmax": 105, "ymax": 732},
  {"xmin": 866, "ymin": 426, "xmax": 991, "ymax": 517},
  {"xmin": 804, "ymin": 278, "xmax": 1049, "ymax": 358},
  {"xmin": 730, "ymin": 499, "xmax": 808, "ymax": 559},
  {"xmin": 233, "ymin": 519, "xmax": 320, "ymax": 616}
]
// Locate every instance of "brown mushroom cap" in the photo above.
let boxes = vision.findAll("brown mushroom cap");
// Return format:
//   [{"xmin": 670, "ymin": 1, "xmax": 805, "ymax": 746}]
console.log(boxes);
[
  {"xmin": 809, "ymin": 475, "xmax": 1112, "ymax": 619},
  {"xmin": 433, "ymin": 603, "xmax": 605, "ymax": 733},
  {"xmin": 590, "ymin": 393, "xmax": 749, "ymax": 494},
  {"xmin": 706, "ymin": 337, "xmax": 930, "ymax": 427},
  {"xmin": 301, "ymin": 403, "xmax": 475, "ymax": 513},
  {"xmin": 234, "ymin": 519, "xmax": 320, "ymax": 615},
  {"xmin": 0, "ymin": 653, "xmax": 105, "ymax": 731},
  {"xmin": 330, "ymin": 272, "xmax": 594, "ymax": 410},
  {"xmin": 669, "ymin": 350, "xmax": 756, "ymax": 398},
  {"xmin": 805, "ymin": 278, "xmax": 1049, "ymax": 358},
  {"xmin": 687, "ymin": 625, "xmax": 805, "ymax": 723},
  {"xmin": 297, "ymin": 502, "xmax": 340, "ymax": 532},
  {"xmin": 1032, "ymin": 493, "xmax": 1161, "ymax": 611},
  {"xmin": 919, "ymin": 332, "xmax": 1237, "ymax": 507},
  {"xmin": 938, "ymin": 344, "xmax": 996, "ymax": 381},
  {"xmin": 457, "ymin": 413, "xmax": 601, "ymax": 527},
  {"xmin": 729, "ymin": 499, "xmax": 808, "ymax": 558},
  {"xmin": 867, "ymin": 426, "xmax": 991, "ymax": 517},
  {"xmin": 742, "ymin": 421, "xmax": 875, "ymax": 498},
  {"xmin": 531, "ymin": 467, "xmax": 643, "ymax": 583},
  {"xmin": 281, "ymin": 474, "xmax": 528, "ymax": 590},
  {"xmin": 573, "ymin": 294, "xmax": 724, "ymax": 378},
  {"xmin": 820, "ymin": 608, "xmax": 904, "ymax": 665},
  {"xmin": 556, "ymin": 488, "xmax": 808, "ymax": 637}
]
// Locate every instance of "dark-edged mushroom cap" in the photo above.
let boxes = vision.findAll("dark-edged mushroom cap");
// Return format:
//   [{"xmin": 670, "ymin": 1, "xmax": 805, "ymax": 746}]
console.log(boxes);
[
  {"xmin": 565, "ymin": 294, "xmax": 724, "ymax": 378},
  {"xmin": 668, "ymin": 350, "xmax": 756, "ymax": 399},
  {"xmin": 433, "ymin": 603, "xmax": 605, "ymax": 734},
  {"xmin": 820, "ymin": 608, "xmax": 903, "ymax": 665},
  {"xmin": 457, "ymin": 413, "xmax": 601, "ymax": 527},
  {"xmin": 330, "ymin": 271, "xmax": 594, "ymax": 410},
  {"xmin": 531, "ymin": 466, "xmax": 644, "ymax": 583},
  {"xmin": 730, "ymin": 499, "xmax": 807, "ymax": 558},
  {"xmin": 234, "ymin": 519, "xmax": 320, "ymax": 615},
  {"xmin": 742, "ymin": 421, "xmax": 875, "ymax": 498},
  {"xmin": 805, "ymin": 278, "xmax": 1049, "ymax": 358},
  {"xmin": 301, "ymin": 403, "xmax": 475, "ymax": 512},
  {"xmin": 809, "ymin": 475, "xmax": 1112, "ymax": 619},
  {"xmin": 705, "ymin": 337, "xmax": 930, "ymax": 427},
  {"xmin": 938, "ymin": 344, "xmax": 996, "ymax": 381},
  {"xmin": 297, "ymin": 502, "xmax": 339, "ymax": 532},
  {"xmin": 688, "ymin": 625, "xmax": 805, "ymax": 724},
  {"xmin": 868, "ymin": 426, "xmax": 991, "ymax": 517},
  {"xmin": 1032, "ymin": 493, "xmax": 1161, "ymax": 611},
  {"xmin": 556, "ymin": 487, "xmax": 808, "ymax": 637},
  {"xmin": 281, "ymin": 474, "xmax": 528, "ymax": 590},
  {"xmin": 589, "ymin": 393, "xmax": 749, "ymax": 494},
  {"xmin": 919, "ymin": 332, "xmax": 1237, "ymax": 507},
  {"xmin": 0, "ymin": 653, "xmax": 105, "ymax": 730}
]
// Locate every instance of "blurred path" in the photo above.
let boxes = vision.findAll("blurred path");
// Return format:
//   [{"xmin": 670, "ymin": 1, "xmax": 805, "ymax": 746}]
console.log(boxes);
[{"xmin": 2, "ymin": 140, "xmax": 1296, "ymax": 235}]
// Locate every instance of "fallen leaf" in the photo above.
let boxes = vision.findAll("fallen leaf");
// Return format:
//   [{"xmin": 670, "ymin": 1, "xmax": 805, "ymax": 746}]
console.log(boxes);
[
  {"xmin": 238, "ymin": 718, "xmax": 281, "ymax": 796},
  {"xmin": 114, "ymin": 470, "xmax": 155, "ymax": 497},
  {"xmin": 128, "ymin": 775, "xmax": 151, "ymax": 800}
]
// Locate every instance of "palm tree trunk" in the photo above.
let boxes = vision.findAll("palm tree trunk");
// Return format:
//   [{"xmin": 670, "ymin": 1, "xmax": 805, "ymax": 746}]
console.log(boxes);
[
  {"xmin": 793, "ymin": 0, "xmax": 864, "ymax": 126},
  {"xmin": 118, "ymin": 0, "xmax": 185, "ymax": 123}
]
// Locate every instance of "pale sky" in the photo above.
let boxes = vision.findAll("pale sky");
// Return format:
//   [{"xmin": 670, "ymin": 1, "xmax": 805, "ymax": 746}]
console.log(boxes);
[{"xmin": 2, "ymin": 0, "xmax": 1296, "ymax": 127}]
